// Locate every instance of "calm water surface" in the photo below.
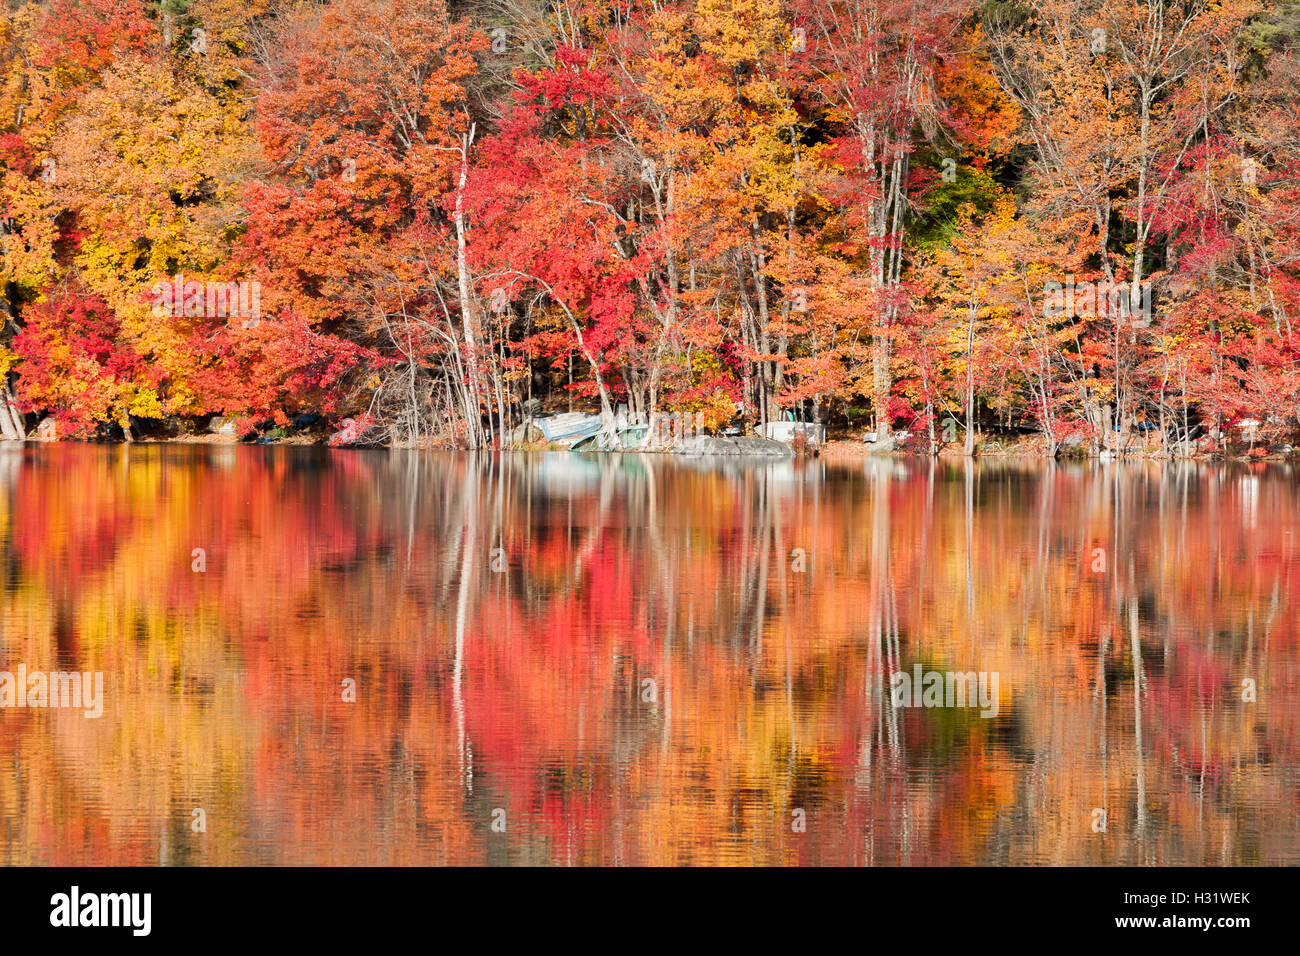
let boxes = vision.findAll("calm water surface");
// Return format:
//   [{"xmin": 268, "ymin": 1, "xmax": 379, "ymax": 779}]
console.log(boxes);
[{"xmin": 1, "ymin": 445, "xmax": 1297, "ymax": 865}]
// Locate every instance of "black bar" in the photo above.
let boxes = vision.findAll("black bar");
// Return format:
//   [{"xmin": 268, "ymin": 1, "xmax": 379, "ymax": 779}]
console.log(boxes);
[{"xmin": 1, "ymin": 865, "xmax": 1274, "ymax": 943}]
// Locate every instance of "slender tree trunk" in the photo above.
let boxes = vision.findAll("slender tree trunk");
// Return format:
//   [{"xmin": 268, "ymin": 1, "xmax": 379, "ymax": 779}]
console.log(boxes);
[
  {"xmin": 965, "ymin": 294, "xmax": 978, "ymax": 456},
  {"xmin": 454, "ymin": 124, "xmax": 484, "ymax": 447},
  {"xmin": 0, "ymin": 399, "xmax": 19, "ymax": 441}
]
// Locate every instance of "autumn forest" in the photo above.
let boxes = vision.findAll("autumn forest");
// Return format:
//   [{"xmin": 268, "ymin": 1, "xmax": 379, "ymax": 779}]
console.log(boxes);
[{"xmin": 0, "ymin": 0, "xmax": 1297, "ymax": 453}]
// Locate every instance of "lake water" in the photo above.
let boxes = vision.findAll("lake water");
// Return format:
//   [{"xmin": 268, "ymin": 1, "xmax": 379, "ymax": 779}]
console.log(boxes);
[{"xmin": 0, "ymin": 445, "xmax": 1296, "ymax": 865}]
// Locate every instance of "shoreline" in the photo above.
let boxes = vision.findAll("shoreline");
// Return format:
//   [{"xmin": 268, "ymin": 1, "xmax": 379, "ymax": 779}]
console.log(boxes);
[{"xmin": 6, "ymin": 434, "xmax": 1293, "ymax": 464}]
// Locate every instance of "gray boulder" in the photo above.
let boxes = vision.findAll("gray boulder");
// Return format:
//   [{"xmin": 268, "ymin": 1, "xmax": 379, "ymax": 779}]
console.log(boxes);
[{"xmin": 669, "ymin": 435, "xmax": 795, "ymax": 458}]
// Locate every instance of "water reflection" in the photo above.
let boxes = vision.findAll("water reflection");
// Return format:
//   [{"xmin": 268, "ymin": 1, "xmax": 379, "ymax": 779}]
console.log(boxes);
[{"xmin": 0, "ymin": 445, "xmax": 1296, "ymax": 865}]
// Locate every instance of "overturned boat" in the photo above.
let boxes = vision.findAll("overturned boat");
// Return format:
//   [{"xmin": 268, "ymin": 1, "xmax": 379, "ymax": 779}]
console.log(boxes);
[{"xmin": 512, "ymin": 412, "xmax": 604, "ymax": 447}]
